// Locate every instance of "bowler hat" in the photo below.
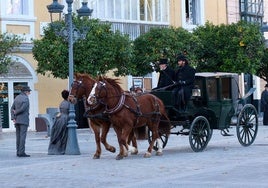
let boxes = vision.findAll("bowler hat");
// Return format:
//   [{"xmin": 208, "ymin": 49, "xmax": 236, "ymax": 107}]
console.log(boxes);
[
  {"xmin": 21, "ymin": 86, "xmax": 32, "ymax": 92},
  {"xmin": 265, "ymin": 84, "xmax": 268, "ymax": 88},
  {"xmin": 159, "ymin": 58, "xmax": 168, "ymax": 65}
]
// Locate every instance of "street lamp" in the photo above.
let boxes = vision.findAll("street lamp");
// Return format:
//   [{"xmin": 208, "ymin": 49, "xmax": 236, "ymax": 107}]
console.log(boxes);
[{"xmin": 47, "ymin": 0, "xmax": 93, "ymax": 155}]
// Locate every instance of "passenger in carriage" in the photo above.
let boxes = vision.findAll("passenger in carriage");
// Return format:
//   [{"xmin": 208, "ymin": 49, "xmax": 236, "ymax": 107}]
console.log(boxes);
[
  {"xmin": 152, "ymin": 58, "xmax": 175, "ymax": 91},
  {"xmin": 130, "ymin": 86, "xmax": 143, "ymax": 94},
  {"xmin": 172, "ymin": 54, "xmax": 196, "ymax": 111}
]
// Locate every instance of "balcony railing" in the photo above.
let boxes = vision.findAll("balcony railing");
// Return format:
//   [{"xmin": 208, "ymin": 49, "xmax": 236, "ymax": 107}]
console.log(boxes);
[{"xmin": 102, "ymin": 20, "xmax": 169, "ymax": 40}]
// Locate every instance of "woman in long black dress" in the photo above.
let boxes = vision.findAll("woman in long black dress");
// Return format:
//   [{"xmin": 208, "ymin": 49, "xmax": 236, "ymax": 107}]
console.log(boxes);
[
  {"xmin": 261, "ymin": 84, "xmax": 268, "ymax": 126},
  {"xmin": 48, "ymin": 90, "xmax": 70, "ymax": 155}
]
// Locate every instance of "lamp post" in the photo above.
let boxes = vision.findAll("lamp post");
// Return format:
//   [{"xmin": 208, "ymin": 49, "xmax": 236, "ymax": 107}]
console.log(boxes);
[{"xmin": 47, "ymin": 0, "xmax": 93, "ymax": 155}]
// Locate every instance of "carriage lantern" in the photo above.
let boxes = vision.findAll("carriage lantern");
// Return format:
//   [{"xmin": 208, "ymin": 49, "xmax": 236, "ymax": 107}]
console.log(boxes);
[{"xmin": 47, "ymin": 0, "xmax": 93, "ymax": 155}]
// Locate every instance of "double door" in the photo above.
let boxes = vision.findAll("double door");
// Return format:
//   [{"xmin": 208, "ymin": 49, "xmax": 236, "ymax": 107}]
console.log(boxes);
[{"xmin": 0, "ymin": 82, "xmax": 28, "ymax": 129}]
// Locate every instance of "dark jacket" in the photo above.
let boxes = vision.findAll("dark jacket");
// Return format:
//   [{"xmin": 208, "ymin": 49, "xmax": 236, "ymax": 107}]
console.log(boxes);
[
  {"xmin": 156, "ymin": 66, "xmax": 175, "ymax": 90},
  {"xmin": 261, "ymin": 90, "xmax": 268, "ymax": 112},
  {"xmin": 10, "ymin": 92, "xmax": 30, "ymax": 126},
  {"xmin": 174, "ymin": 64, "xmax": 196, "ymax": 101}
]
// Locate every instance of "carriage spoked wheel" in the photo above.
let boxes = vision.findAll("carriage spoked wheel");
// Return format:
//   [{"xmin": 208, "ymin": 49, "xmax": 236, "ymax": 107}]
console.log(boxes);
[
  {"xmin": 147, "ymin": 129, "xmax": 169, "ymax": 151},
  {"xmin": 189, "ymin": 116, "xmax": 211, "ymax": 152},
  {"xmin": 236, "ymin": 104, "xmax": 258, "ymax": 146}
]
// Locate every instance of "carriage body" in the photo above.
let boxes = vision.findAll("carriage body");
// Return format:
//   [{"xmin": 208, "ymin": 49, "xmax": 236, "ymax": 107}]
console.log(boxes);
[{"xmin": 151, "ymin": 72, "xmax": 258, "ymax": 152}]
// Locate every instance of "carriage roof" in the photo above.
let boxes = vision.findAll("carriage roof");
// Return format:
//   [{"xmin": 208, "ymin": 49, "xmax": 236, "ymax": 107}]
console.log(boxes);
[{"xmin": 195, "ymin": 72, "xmax": 238, "ymax": 78}]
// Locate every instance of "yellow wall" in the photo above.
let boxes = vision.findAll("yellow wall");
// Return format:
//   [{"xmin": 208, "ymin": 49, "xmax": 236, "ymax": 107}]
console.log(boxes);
[
  {"xmin": 6, "ymin": 25, "xmax": 30, "ymax": 34},
  {"xmin": 170, "ymin": 0, "xmax": 182, "ymax": 27},
  {"xmin": 35, "ymin": 75, "xmax": 68, "ymax": 114},
  {"xmin": 170, "ymin": 0, "xmax": 228, "ymax": 27},
  {"xmin": 35, "ymin": 0, "xmax": 53, "ymax": 40},
  {"xmin": 205, "ymin": 0, "xmax": 228, "ymax": 25}
]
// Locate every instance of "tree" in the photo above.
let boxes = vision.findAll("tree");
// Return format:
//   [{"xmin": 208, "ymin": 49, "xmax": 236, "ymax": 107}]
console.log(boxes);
[
  {"xmin": 32, "ymin": 17, "xmax": 133, "ymax": 79},
  {"xmin": 131, "ymin": 27, "xmax": 192, "ymax": 76},
  {"xmin": 192, "ymin": 21, "xmax": 265, "ymax": 74},
  {"xmin": 257, "ymin": 48, "xmax": 268, "ymax": 82},
  {"xmin": 0, "ymin": 33, "xmax": 23, "ymax": 74}
]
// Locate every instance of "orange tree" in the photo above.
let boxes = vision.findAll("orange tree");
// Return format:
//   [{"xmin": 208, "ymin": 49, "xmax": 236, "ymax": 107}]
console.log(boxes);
[
  {"xmin": 131, "ymin": 27, "xmax": 193, "ymax": 76},
  {"xmin": 0, "ymin": 33, "xmax": 22, "ymax": 74},
  {"xmin": 191, "ymin": 21, "xmax": 265, "ymax": 74},
  {"xmin": 32, "ymin": 17, "xmax": 133, "ymax": 79},
  {"xmin": 132, "ymin": 21, "xmax": 266, "ymax": 77},
  {"xmin": 257, "ymin": 48, "xmax": 268, "ymax": 82}
]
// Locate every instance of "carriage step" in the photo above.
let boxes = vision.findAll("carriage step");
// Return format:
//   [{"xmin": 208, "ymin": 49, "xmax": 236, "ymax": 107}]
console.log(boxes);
[
  {"xmin": 180, "ymin": 131, "xmax": 190, "ymax": 135},
  {"xmin": 179, "ymin": 129, "xmax": 190, "ymax": 135},
  {"xmin": 221, "ymin": 129, "xmax": 233, "ymax": 136}
]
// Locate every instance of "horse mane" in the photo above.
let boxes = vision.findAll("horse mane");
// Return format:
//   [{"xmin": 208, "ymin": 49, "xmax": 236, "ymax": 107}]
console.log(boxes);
[
  {"xmin": 74, "ymin": 73, "xmax": 94, "ymax": 80},
  {"xmin": 98, "ymin": 76, "xmax": 123, "ymax": 92}
]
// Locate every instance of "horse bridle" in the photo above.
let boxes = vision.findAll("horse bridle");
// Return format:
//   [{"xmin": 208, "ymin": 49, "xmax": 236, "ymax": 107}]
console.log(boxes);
[
  {"xmin": 69, "ymin": 80, "xmax": 87, "ymax": 98},
  {"xmin": 91, "ymin": 81, "xmax": 126, "ymax": 114}
]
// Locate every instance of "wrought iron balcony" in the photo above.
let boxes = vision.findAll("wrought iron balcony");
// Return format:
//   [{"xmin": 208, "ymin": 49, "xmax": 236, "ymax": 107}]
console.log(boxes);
[{"xmin": 102, "ymin": 20, "xmax": 169, "ymax": 40}]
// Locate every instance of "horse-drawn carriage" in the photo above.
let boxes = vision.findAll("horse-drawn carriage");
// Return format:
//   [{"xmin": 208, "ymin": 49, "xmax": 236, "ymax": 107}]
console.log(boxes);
[
  {"xmin": 69, "ymin": 72, "xmax": 258, "ymax": 160},
  {"xmin": 150, "ymin": 72, "xmax": 258, "ymax": 152}
]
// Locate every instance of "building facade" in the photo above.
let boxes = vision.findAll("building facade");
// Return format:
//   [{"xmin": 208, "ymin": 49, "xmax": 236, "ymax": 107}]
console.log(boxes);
[{"xmin": 0, "ymin": 0, "xmax": 234, "ymax": 131}]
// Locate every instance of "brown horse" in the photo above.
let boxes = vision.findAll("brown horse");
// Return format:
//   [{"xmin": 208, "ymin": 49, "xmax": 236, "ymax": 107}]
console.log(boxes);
[
  {"xmin": 88, "ymin": 77, "xmax": 171, "ymax": 160},
  {"xmin": 68, "ymin": 73, "xmax": 138, "ymax": 159}
]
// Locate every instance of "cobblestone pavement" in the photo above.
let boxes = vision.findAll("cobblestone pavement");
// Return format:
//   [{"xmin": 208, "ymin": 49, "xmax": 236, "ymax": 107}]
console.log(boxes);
[{"xmin": 1, "ymin": 123, "xmax": 268, "ymax": 188}]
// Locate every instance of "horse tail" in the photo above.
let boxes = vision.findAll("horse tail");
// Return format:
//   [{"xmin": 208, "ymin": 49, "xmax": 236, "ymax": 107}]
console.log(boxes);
[{"xmin": 158, "ymin": 113, "xmax": 171, "ymax": 135}]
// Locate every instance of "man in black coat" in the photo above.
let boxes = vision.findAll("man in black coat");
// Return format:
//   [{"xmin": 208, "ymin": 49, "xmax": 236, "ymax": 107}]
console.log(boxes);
[
  {"xmin": 154, "ymin": 58, "xmax": 175, "ymax": 90},
  {"xmin": 172, "ymin": 54, "xmax": 196, "ymax": 111},
  {"xmin": 261, "ymin": 84, "xmax": 268, "ymax": 125}
]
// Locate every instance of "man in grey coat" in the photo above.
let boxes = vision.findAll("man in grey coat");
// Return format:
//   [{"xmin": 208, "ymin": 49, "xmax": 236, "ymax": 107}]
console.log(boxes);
[{"xmin": 11, "ymin": 86, "xmax": 32, "ymax": 157}]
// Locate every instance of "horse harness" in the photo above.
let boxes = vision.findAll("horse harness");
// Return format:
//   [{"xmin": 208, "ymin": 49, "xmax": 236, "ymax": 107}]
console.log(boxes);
[
  {"xmin": 82, "ymin": 96, "xmax": 110, "ymax": 121},
  {"xmin": 103, "ymin": 92, "xmax": 161, "ymax": 127}
]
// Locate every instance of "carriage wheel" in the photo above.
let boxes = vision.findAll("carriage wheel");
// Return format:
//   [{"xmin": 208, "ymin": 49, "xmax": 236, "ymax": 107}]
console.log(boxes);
[
  {"xmin": 147, "ymin": 129, "xmax": 168, "ymax": 151},
  {"xmin": 236, "ymin": 104, "xmax": 258, "ymax": 146},
  {"xmin": 189, "ymin": 116, "xmax": 211, "ymax": 152}
]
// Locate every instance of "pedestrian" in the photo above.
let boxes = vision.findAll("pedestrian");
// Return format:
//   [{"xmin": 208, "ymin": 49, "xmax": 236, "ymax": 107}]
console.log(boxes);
[
  {"xmin": 153, "ymin": 58, "xmax": 175, "ymax": 91},
  {"xmin": 48, "ymin": 90, "xmax": 70, "ymax": 155},
  {"xmin": 261, "ymin": 84, "xmax": 268, "ymax": 125},
  {"xmin": 10, "ymin": 86, "xmax": 32, "ymax": 157},
  {"xmin": 172, "ymin": 54, "xmax": 196, "ymax": 111}
]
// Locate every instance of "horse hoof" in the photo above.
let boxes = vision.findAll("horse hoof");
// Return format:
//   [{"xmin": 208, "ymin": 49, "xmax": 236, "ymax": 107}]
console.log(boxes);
[
  {"xmin": 156, "ymin": 151, "xmax": 163, "ymax": 156},
  {"xmin": 116, "ymin": 155, "xmax": 124, "ymax": 160},
  {"xmin": 93, "ymin": 155, "xmax": 100, "ymax": 159},
  {"xmin": 108, "ymin": 147, "xmax": 116, "ymax": 153},
  {"xmin": 143, "ymin": 152, "xmax": 151, "ymax": 158},
  {"xmin": 131, "ymin": 149, "xmax": 138, "ymax": 155}
]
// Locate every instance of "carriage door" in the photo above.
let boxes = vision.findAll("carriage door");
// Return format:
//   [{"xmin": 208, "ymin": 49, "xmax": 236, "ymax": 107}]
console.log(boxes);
[
  {"xmin": 218, "ymin": 77, "xmax": 233, "ymax": 129},
  {"xmin": 206, "ymin": 78, "xmax": 220, "ymax": 129}
]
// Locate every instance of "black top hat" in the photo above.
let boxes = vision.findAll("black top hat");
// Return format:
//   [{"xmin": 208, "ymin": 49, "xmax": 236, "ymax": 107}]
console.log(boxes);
[
  {"xmin": 21, "ymin": 86, "xmax": 32, "ymax": 92},
  {"xmin": 265, "ymin": 84, "xmax": 268, "ymax": 88},
  {"xmin": 159, "ymin": 58, "xmax": 168, "ymax": 65},
  {"xmin": 176, "ymin": 54, "xmax": 187, "ymax": 62}
]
